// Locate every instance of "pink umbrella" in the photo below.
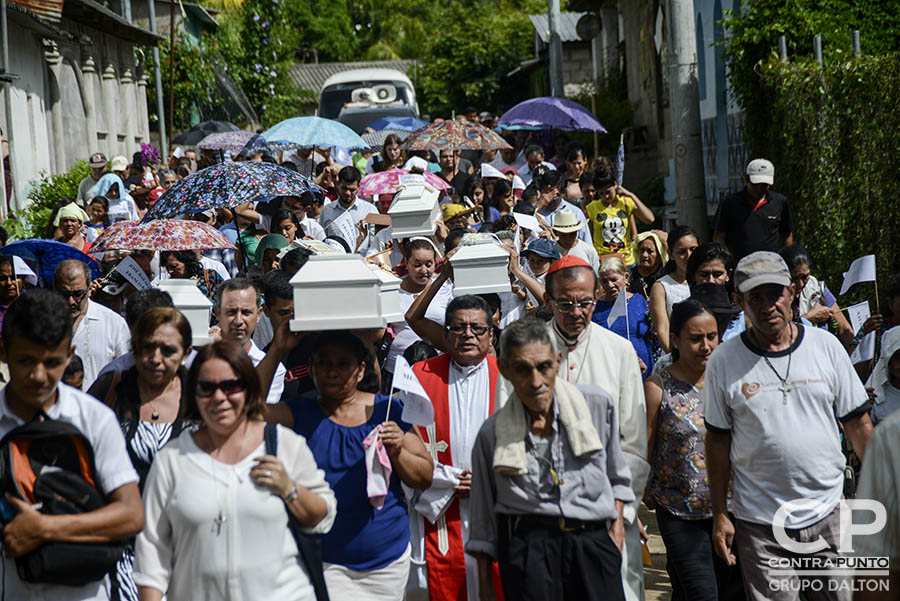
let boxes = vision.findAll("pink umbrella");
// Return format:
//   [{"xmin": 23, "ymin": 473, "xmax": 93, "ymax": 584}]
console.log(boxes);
[
  {"xmin": 358, "ymin": 169, "xmax": 451, "ymax": 197},
  {"xmin": 91, "ymin": 219, "xmax": 236, "ymax": 252}
]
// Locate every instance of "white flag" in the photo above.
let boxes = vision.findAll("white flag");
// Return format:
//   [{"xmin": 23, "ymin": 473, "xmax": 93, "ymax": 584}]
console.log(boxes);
[
  {"xmin": 607, "ymin": 287, "xmax": 628, "ymax": 328},
  {"xmin": 846, "ymin": 301, "xmax": 876, "ymax": 364},
  {"xmin": 839, "ymin": 254, "xmax": 876, "ymax": 295},
  {"xmin": 391, "ymin": 355, "xmax": 434, "ymax": 426}
]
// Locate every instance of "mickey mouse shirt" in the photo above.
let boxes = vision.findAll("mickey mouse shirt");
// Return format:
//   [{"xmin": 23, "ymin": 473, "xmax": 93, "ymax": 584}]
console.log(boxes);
[{"xmin": 587, "ymin": 195, "xmax": 636, "ymax": 265}]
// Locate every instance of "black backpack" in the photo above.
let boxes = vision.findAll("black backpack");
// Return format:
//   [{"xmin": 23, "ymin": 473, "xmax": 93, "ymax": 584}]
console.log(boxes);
[
  {"xmin": 264, "ymin": 423, "xmax": 330, "ymax": 601},
  {"xmin": 0, "ymin": 411, "xmax": 123, "ymax": 586}
]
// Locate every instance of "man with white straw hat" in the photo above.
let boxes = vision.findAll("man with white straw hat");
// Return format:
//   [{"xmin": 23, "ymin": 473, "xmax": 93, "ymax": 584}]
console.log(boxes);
[{"xmin": 551, "ymin": 209, "xmax": 599, "ymax": 274}]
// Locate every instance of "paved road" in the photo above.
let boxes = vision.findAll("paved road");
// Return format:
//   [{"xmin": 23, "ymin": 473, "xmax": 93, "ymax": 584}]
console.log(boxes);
[{"xmin": 640, "ymin": 503, "xmax": 673, "ymax": 601}]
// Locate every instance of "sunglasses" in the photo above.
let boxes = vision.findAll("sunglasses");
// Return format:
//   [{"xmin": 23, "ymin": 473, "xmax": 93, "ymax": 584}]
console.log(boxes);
[
  {"xmin": 57, "ymin": 289, "xmax": 88, "ymax": 301},
  {"xmin": 195, "ymin": 378, "xmax": 245, "ymax": 397}
]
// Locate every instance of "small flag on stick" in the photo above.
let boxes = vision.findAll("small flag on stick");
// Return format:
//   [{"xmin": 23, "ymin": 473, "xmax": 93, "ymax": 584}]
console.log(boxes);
[
  {"xmin": 388, "ymin": 356, "xmax": 434, "ymax": 426},
  {"xmin": 615, "ymin": 133, "xmax": 625, "ymax": 186},
  {"xmin": 839, "ymin": 254, "xmax": 876, "ymax": 296}
]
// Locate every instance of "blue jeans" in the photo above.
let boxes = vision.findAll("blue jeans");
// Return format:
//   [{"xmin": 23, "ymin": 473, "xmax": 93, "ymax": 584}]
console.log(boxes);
[{"xmin": 655, "ymin": 506, "xmax": 745, "ymax": 601}]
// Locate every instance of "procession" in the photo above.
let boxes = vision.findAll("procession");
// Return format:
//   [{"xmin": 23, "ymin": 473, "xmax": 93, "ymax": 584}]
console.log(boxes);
[{"xmin": 1, "ymin": 0, "xmax": 900, "ymax": 599}]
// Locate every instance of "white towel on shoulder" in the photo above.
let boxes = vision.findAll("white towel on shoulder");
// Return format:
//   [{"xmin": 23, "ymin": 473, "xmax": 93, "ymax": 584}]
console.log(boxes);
[{"xmin": 493, "ymin": 377, "xmax": 602, "ymax": 475}]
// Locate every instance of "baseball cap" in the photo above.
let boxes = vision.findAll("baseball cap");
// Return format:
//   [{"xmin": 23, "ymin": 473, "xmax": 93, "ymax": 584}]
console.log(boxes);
[
  {"xmin": 733, "ymin": 251, "xmax": 791, "ymax": 294},
  {"xmin": 746, "ymin": 159, "xmax": 774, "ymax": 185},
  {"xmin": 89, "ymin": 152, "xmax": 107, "ymax": 168},
  {"xmin": 523, "ymin": 238, "xmax": 561, "ymax": 261},
  {"xmin": 110, "ymin": 155, "xmax": 128, "ymax": 172}
]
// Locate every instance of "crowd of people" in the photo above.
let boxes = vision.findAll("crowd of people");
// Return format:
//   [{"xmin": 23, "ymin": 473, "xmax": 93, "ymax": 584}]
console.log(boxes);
[{"xmin": 0, "ymin": 111, "xmax": 897, "ymax": 601}]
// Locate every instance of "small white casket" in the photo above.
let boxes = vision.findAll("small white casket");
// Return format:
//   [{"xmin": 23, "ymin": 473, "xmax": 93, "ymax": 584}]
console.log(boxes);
[
  {"xmin": 290, "ymin": 254, "xmax": 386, "ymax": 331},
  {"xmin": 449, "ymin": 234, "xmax": 511, "ymax": 297},
  {"xmin": 387, "ymin": 181, "xmax": 441, "ymax": 239},
  {"xmin": 369, "ymin": 264, "xmax": 404, "ymax": 323},
  {"xmin": 157, "ymin": 279, "xmax": 214, "ymax": 346}
]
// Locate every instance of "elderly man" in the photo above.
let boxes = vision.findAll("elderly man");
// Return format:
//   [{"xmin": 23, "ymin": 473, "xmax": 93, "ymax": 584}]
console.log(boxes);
[
  {"xmin": 495, "ymin": 254, "xmax": 648, "ymax": 600},
  {"xmin": 533, "ymin": 168, "xmax": 591, "ymax": 246},
  {"xmin": 407, "ymin": 295, "xmax": 502, "ymax": 601},
  {"xmin": 704, "ymin": 251, "xmax": 872, "ymax": 601},
  {"xmin": 54, "ymin": 259, "xmax": 130, "ymax": 390},
  {"xmin": 77, "ymin": 152, "xmax": 108, "ymax": 205},
  {"xmin": 468, "ymin": 317, "xmax": 633, "ymax": 600},
  {"xmin": 215, "ymin": 278, "xmax": 285, "ymax": 404}
]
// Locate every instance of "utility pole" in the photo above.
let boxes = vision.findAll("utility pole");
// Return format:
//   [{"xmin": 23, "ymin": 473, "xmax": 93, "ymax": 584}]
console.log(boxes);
[
  {"xmin": 148, "ymin": 0, "xmax": 167, "ymax": 154},
  {"xmin": 167, "ymin": 0, "xmax": 175, "ymax": 148},
  {"xmin": 664, "ymin": 0, "xmax": 709, "ymax": 237},
  {"xmin": 547, "ymin": 0, "xmax": 564, "ymax": 97},
  {"xmin": 0, "ymin": 0, "xmax": 17, "ymax": 216}
]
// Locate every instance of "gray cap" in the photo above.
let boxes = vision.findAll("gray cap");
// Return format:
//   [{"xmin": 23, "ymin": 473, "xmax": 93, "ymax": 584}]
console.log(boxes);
[{"xmin": 734, "ymin": 251, "xmax": 792, "ymax": 294}]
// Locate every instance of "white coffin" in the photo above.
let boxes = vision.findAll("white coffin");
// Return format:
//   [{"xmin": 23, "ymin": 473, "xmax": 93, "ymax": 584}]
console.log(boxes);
[
  {"xmin": 369, "ymin": 264, "xmax": 404, "ymax": 323},
  {"xmin": 157, "ymin": 279, "xmax": 214, "ymax": 347},
  {"xmin": 289, "ymin": 254, "xmax": 386, "ymax": 331},
  {"xmin": 449, "ymin": 236, "xmax": 511, "ymax": 296},
  {"xmin": 388, "ymin": 182, "xmax": 441, "ymax": 238}
]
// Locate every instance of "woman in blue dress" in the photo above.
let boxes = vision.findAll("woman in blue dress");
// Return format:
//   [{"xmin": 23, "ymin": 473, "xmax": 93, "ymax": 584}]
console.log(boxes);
[
  {"xmin": 592, "ymin": 255, "xmax": 654, "ymax": 379},
  {"xmin": 267, "ymin": 330, "xmax": 433, "ymax": 600}
]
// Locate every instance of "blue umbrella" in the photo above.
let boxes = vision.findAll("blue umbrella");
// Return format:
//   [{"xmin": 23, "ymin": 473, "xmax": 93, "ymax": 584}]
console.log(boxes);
[
  {"xmin": 497, "ymin": 97, "xmax": 606, "ymax": 132},
  {"xmin": 262, "ymin": 117, "xmax": 371, "ymax": 151},
  {"xmin": 367, "ymin": 116, "xmax": 428, "ymax": 132},
  {"xmin": 142, "ymin": 161, "xmax": 321, "ymax": 222},
  {"xmin": 1, "ymin": 239, "xmax": 102, "ymax": 287}
]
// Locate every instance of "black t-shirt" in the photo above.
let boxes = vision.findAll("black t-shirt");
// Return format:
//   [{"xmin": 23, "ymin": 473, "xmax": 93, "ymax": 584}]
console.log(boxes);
[
  {"xmin": 713, "ymin": 187, "xmax": 793, "ymax": 260},
  {"xmin": 266, "ymin": 334, "xmax": 318, "ymax": 402}
]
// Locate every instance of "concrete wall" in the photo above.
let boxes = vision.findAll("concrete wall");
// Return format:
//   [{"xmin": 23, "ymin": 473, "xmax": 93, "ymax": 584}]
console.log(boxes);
[{"xmin": 1, "ymin": 18, "xmax": 151, "ymax": 211}]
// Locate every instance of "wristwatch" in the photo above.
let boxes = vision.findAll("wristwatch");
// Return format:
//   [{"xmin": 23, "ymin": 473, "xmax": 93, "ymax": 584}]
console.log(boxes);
[{"xmin": 283, "ymin": 483, "xmax": 299, "ymax": 503}]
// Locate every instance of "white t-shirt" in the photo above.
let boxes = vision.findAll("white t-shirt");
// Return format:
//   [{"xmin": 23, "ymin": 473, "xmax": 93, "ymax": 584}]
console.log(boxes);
[
  {"xmin": 74, "ymin": 300, "xmax": 132, "ymax": 390},
  {"xmin": 0, "ymin": 383, "xmax": 139, "ymax": 601},
  {"xmin": 703, "ymin": 325, "xmax": 868, "ymax": 528},
  {"xmin": 386, "ymin": 280, "xmax": 453, "ymax": 373}
]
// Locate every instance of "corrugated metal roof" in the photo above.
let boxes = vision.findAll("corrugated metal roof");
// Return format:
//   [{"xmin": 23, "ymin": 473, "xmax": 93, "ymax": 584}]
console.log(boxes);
[
  {"xmin": 9, "ymin": 0, "xmax": 64, "ymax": 22},
  {"xmin": 529, "ymin": 11, "xmax": 589, "ymax": 44},
  {"xmin": 63, "ymin": 0, "xmax": 163, "ymax": 45},
  {"xmin": 288, "ymin": 60, "xmax": 419, "ymax": 94}
]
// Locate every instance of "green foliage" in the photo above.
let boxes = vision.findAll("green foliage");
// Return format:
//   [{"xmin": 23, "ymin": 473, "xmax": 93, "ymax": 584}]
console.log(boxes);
[
  {"xmin": 417, "ymin": 0, "xmax": 544, "ymax": 115},
  {"xmin": 149, "ymin": 36, "xmax": 219, "ymax": 133},
  {"xmin": 721, "ymin": 0, "xmax": 900, "ymax": 158},
  {"xmin": 0, "ymin": 161, "xmax": 91, "ymax": 241},
  {"xmin": 757, "ymin": 55, "xmax": 900, "ymax": 297}
]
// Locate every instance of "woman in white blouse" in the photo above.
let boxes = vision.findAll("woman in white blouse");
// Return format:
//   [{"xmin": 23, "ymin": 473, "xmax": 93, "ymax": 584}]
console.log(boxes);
[{"xmin": 134, "ymin": 340, "xmax": 336, "ymax": 601}]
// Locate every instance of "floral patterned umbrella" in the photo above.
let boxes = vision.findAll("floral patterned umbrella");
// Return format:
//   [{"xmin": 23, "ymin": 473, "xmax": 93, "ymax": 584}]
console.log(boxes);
[
  {"xmin": 358, "ymin": 168, "xmax": 451, "ymax": 197},
  {"xmin": 197, "ymin": 130, "xmax": 256, "ymax": 152},
  {"xmin": 91, "ymin": 220, "xmax": 236, "ymax": 252},
  {"xmin": 142, "ymin": 161, "xmax": 320, "ymax": 222},
  {"xmin": 402, "ymin": 120, "xmax": 512, "ymax": 152}
]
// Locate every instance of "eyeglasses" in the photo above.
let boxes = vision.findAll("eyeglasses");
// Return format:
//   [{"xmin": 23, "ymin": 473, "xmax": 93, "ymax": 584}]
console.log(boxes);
[
  {"xmin": 195, "ymin": 378, "xmax": 245, "ymax": 397},
  {"xmin": 56, "ymin": 289, "xmax": 88, "ymax": 301},
  {"xmin": 446, "ymin": 323, "xmax": 491, "ymax": 337},
  {"xmin": 549, "ymin": 296, "xmax": 595, "ymax": 313}
]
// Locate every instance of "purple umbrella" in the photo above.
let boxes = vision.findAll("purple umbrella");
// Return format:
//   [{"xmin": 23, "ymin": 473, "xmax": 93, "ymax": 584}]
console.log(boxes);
[{"xmin": 497, "ymin": 97, "xmax": 607, "ymax": 132}]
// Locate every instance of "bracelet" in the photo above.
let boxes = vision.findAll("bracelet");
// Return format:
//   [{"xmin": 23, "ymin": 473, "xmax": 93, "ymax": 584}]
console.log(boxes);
[{"xmin": 283, "ymin": 483, "xmax": 299, "ymax": 503}]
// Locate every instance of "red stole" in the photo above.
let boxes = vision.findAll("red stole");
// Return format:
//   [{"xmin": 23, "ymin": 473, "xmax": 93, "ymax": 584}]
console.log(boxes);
[{"xmin": 413, "ymin": 354, "xmax": 503, "ymax": 601}]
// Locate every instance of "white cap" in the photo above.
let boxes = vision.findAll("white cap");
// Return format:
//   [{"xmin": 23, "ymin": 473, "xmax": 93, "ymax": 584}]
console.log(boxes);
[
  {"xmin": 746, "ymin": 158, "xmax": 774, "ymax": 185},
  {"xmin": 480, "ymin": 163, "xmax": 505, "ymax": 179}
]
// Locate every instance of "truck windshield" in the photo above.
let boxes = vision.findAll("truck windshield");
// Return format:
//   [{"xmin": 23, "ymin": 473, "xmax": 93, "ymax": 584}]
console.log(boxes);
[{"xmin": 319, "ymin": 81, "xmax": 414, "ymax": 120}]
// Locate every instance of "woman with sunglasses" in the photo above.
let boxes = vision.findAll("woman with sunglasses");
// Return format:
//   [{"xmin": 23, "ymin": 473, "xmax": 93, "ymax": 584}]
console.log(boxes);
[
  {"xmin": 89, "ymin": 308, "xmax": 194, "ymax": 601},
  {"xmin": 265, "ymin": 330, "xmax": 433, "ymax": 600},
  {"xmin": 134, "ymin": 340, "xmax": 336, "ymax": 601}
]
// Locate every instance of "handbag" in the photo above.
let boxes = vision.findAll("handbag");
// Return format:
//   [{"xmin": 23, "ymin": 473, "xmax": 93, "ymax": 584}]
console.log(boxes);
[{"xmin": 263, "ymin": 424, "xmax": 330, "ymax": 601}]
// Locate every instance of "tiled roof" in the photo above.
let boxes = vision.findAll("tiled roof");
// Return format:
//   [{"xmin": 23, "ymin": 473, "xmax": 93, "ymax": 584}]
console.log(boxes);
[
  {"xmin": 288, "ymin": 60, "xmax": 419, "ymax": 94},
  {"xmin": 529, "ymin": 11, "xmax": 590, "ymax": 44}
]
